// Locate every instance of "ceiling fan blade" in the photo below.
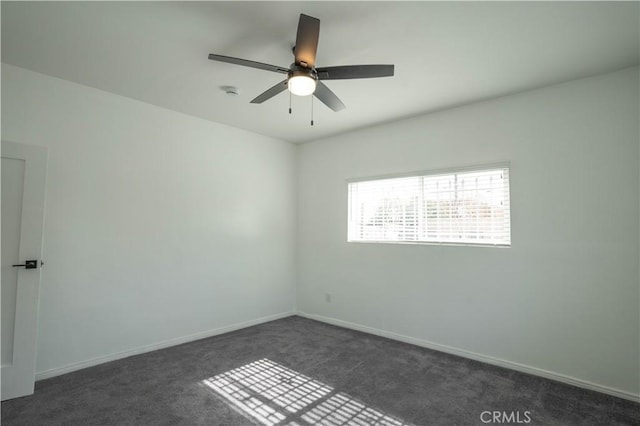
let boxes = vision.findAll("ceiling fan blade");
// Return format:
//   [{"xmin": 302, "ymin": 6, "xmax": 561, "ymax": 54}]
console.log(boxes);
[
  {"xmin": 250, "ymin": 80, "xmax": 289, "ymax": 104},
  {"xmin": 316, "ymin": 65, "xmax": 394, "ymax": 80},
  {"xmin": 294, "ymin": 14, "xmax": 320, "ymax": 67},
  {"xmin": 208, "ymin": 54, "xmax": 289, "ymax": 74},
  {"xmin": 313, "ymin": 82, "xmax": 345, "ymax": 112}
]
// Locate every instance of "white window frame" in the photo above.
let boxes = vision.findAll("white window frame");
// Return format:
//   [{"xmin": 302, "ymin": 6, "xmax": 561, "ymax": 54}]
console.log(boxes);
[{"xmin": 347, "ymin": 163, "xmax": 511, "ymax": 247}]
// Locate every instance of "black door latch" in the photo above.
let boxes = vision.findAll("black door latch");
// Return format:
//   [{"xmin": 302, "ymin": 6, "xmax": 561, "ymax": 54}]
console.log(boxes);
[{"xmin": 12, "ymin": 260, "xmax": 39, "ymax": 269}]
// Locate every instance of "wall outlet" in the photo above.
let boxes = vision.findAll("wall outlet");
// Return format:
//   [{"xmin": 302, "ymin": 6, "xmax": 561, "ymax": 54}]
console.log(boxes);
[{"xmin": 325, "ymin": 293, "xmax": 332, "ymax": 303}]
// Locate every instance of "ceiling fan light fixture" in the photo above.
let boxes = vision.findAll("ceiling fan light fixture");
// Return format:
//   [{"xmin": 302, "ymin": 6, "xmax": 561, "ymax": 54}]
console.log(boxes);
[{"xmin": 288, "ymin": 72, "xmax": 317, "ymax": 96}]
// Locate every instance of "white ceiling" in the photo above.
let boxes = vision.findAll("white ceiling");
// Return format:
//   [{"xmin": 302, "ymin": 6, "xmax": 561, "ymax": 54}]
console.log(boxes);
[{"xmin": 2, "ymin": 1, "xmax": 638, "ymax": 143}]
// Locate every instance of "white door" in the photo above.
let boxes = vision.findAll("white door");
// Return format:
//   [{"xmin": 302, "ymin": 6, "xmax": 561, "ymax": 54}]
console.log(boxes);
[{"xmin": 1, "ymin": 141, "xmax": 47, "ymax": 401}]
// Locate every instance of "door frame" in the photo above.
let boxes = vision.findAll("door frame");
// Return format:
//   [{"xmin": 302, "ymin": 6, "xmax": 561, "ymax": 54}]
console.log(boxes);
[{"xmin": 1, "ymin": 141, "xmax": 47, "ymax": 400}]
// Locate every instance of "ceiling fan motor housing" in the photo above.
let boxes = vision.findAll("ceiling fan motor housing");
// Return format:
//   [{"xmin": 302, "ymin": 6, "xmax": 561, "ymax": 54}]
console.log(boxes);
[{"xmin": 289, "ymin": 65, "xmax": 318, "ymax": 81}]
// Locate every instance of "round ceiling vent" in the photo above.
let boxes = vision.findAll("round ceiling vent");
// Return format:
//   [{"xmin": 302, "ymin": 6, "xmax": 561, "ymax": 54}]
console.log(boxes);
[{"xmin": 221, "ymin": 86, "xmax": 239, "ymax": 96}]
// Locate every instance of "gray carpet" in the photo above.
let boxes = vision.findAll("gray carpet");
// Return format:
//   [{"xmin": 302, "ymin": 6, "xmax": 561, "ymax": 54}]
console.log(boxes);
[{"xmin": 2, "ymin": 316, "xmax": 638, "ymax": 425}]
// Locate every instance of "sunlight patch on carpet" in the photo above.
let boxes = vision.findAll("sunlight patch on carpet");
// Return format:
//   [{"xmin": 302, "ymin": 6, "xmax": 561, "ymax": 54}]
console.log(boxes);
[{"xmin": 202, "ymin": 358, "xmax": 411, "ymax": 426}]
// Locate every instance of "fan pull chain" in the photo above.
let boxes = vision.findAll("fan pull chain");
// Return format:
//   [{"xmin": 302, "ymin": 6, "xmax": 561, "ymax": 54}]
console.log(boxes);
[
  {"xmin": 311, "ymin": 95, "xmax": 314, "ymax": 126},
  {"xmin": 289, "ymin": 90, "xmax": 292, "ymax": 114}
]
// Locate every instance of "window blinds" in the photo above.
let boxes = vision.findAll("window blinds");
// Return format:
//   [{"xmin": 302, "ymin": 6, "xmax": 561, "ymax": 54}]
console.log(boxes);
[{"xmin": 348, "ymin": 167, "xmax": 511, "ymax": 246}]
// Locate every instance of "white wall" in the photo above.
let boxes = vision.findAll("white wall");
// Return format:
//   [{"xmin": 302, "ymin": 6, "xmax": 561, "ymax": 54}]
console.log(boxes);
[
  {"xmin": 297, "ymin": 67, "xmax": 640, "ymax": 398},
  {"xmin": 2, "ymin": 64, "xmax": 297, "ymax": 376}
]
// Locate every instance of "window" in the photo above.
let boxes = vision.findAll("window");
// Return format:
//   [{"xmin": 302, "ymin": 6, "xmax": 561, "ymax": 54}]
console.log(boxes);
[{"xmin": 348, "ymin": 166, "xmax": 511, "ymax": 246}]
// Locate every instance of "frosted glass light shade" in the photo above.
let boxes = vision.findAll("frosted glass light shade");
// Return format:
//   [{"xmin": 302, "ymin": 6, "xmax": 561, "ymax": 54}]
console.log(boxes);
[{"xmin": 288, "ymin": 76, "xmax": 316, "ymax": 96}]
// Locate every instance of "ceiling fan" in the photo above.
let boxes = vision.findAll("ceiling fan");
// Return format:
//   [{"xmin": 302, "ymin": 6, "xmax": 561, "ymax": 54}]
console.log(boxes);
[{"xmin": 208, "ymin": 14, "xmax": 394, "ymax": 115}]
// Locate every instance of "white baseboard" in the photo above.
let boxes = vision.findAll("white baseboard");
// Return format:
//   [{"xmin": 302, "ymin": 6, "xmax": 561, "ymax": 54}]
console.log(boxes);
[
  {"xmin": 35, "ymin": 311, "xmax": 295, "ymax": 381},
  {"xmin": 296, "ymin": 311, "xmax": 640, "ymax": 403}
]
